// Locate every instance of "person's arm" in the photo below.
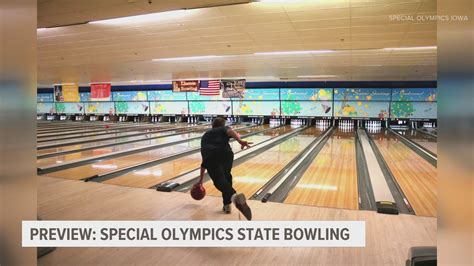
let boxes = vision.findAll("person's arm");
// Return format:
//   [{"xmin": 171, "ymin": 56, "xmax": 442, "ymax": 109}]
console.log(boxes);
[
  {"xmin": 199, "ymin": 166, "xmax": 205, "ymax": 182},
  {"xmin": 226, "ymin": 127, "xmax": 252, "ymax": 149}
]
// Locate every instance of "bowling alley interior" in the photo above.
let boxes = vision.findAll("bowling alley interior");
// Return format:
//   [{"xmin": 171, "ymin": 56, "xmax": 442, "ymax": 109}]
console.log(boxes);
[{"xmin": 35, "ymin": 0, "xmax": 439, "ymax": 265}]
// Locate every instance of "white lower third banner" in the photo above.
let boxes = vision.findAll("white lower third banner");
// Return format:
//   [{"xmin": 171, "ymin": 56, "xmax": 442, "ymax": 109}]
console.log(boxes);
[{"xmin": 23, "ymin": 221, "xmax": 365, "ymax": 247}]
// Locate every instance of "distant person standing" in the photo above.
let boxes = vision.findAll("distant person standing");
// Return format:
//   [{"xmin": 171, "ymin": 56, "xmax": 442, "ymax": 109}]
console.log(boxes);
[{"xmin": 199, "ymin": 117, "xmax": 253, "ymax": 220}]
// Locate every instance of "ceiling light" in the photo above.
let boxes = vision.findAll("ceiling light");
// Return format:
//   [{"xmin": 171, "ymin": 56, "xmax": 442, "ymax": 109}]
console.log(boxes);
[
  {"xmin": 256, "ymin": 0, "xmax": 304, "ymax": 3},
  {"xmin": 53, "ymin": 83, "xmax": 76, "ymax": 85},
  {"xmin": 254, "ymin": 50, "xmax": 334, "ymax": 55},
  {"xmin": 89, "ymin": 10, "xmax": 192, "ymax": 25},
  {"xmin": 89, "ymin": 82, "xmax": 111, "ymax": 84},
  {"xmin": 297, "ymin": 75, "xmax": 337, "ymax": 78},
  {"xmin": 382, "ymin": 46, "xmax": 437, "ymax": 51},
  {"xmin": 152, "ymin": 55, "xmax": 224, "ymax": 61}
]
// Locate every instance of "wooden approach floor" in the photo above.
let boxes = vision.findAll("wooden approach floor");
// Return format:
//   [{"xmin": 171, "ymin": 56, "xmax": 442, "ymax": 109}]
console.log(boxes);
[{"xmin": 38, "ymin": 176, "xmax": 436, "ymax": 266}]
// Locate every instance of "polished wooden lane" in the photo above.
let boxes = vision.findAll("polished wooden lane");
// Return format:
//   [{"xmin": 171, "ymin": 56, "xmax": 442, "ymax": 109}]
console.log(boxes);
[
  {"xmin": 37, "ymin": 121, "xmax": 116, "ymax": 129},
  {"xmin": 38, "ymin": 176, "xmax": 436, "ymax": 266},
  {"xmin": 36, "ymin": 122, "xmax": 131, "ymax": 133},
  {"xmin": 37, "ymin": 123, "xmax": 186, "ymax": 142},
  {"xmin": 203, "ymin": 127, "xmax": 320, "ymax": 199},
  {"xmin": 285, "ymin": 128, "xmax": 358, "ymax": 210},
  {"xmin": 37, "ymin": 126, "xmax": 210, "ymax": 156},
  {"xmin": 371, "ymin": 130, "xmax": 437, "ymax": 217},
  {"xmin": 36, "ymin": 122, "xmax": 165, "ymax": 137},
  {"xmin": 37, "ymin": 124, "xmax": 116, "ymax": 133},
  {"xmin": 43, "ymin": 126, "xmax": 264, "ymax": 181},
  {"xmin": 37, "ymin": 124, "xmax": 195, "ymax": 146},
  {"xmin": 284, "ymin": 128, "xmax": 358, "ymax": 209},
  {"xmin": 37, "ymin": 131, "xmax": 204, "ymax": 167},
  {"xmin": 396, "ymin": 129, "xmax": 437, "ymax": 154},
  {"xmin": 102, "ymin": 125, "xmax": 292, "ymax": 188}
]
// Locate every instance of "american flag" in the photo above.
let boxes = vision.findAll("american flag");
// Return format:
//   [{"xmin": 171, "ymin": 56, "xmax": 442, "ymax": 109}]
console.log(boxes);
[{"xmin": 199, "ymin": 80, "xmax": 221, "ymax": 96}]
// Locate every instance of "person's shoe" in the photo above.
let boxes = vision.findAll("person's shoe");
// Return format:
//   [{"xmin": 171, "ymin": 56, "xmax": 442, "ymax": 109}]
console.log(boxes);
[
  {"xmin": 233, "ymin": 193, "xmax": 252, "ymax": 220},
  {"xmin": 223, "ymin": 204, "xmax": 231, "ymax": 214}
]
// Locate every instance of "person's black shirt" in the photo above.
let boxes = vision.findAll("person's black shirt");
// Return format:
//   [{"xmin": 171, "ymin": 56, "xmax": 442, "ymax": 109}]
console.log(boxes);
[{"xmin": 201, "ymin": 126, "xmax": 232, "ymax": 168}]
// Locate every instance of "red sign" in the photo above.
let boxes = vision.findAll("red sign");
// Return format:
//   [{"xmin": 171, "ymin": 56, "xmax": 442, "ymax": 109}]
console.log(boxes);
[
  {"xmin": 90, "ymin": 83, "xmax": 111, "ymax": 101},
  {"xmin": 172, "ymin": 80, "xmax": 199, "ymax": 92}
]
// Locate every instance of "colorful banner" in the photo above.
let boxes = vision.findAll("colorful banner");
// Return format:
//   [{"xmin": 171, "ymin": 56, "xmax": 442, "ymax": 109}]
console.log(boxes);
[
  {"xmin": 54, "ymin": 103, "xmax": 84, "ymax": 114},
  {"xmin": 147, "ymin": 90, "xmax": 186, "ymax": 101},
  {"xmin": 150, "ymin": 102, "xmax": 188, "ymax": 115},
  {"xmin": 90, "ymin": 83, "xmax": 112, "ymax": 101},
  {"xmin": 37, "ymin": 93, "xmax": 54, "ymax": 102},
  {"xmin": 243, "ymin": 88, "xmax": 279, "ymax": 100},
  {"xmin": 58, "ymin": 84, "xmax": 80, "ymax": 102},
  {"xmin": 391, "ymin": 88, "xmax": 437, "ymax": 101},
  {"xmin": 80, "ymin": 92, "xmax": 91, "ymax": 102},
  {"xmin": 334, "ymin": 101, "xmax": 389, "ymax": 118},
  {"xmin": 281, "ymin": 101, "xmax": 332, "ymax": 117},
  {"xmin": 189, "ymin": 101, "xmax": 232, "ymax": 115},
  {"xmin": 232, "ymin": 101, "xmax": 280, "ymax": 116},
  {"xmin": 222, "ymin": 79, "xmax": 246, "ymax": 98},
  {"xmin": 280, "ymin": 88, "xmax": 333, "ymax": 101},
  {"xmin": 85, "ymin": 102, "xmax": 115, "ymax": 114},
  {"xmin": 172, "ymin": 80, "xmax": 199, "ymax": 92},
  {"xmin": 115, "ymin": 101, "xmax": 150, "ymax": 114},
  {"xmin": 112, "ymin": 91, "xmax": 147, "ymax": 101},
  {"xmin": 390, "ymin": 102, "xmax": 437, "ymax": 119},
  {"xmin": 334, "ymin": 88, "xmax": 391, "ymax": 101},
  {"xmin": 37, "ymin": 102, "xmax": 55, "ymax": 114}
]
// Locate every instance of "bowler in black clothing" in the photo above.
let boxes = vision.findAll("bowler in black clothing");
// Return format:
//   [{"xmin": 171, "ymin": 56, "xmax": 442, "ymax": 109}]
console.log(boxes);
[{"xmin": 200, "ymin": 117, "xmax": 253, "ymax": 220}]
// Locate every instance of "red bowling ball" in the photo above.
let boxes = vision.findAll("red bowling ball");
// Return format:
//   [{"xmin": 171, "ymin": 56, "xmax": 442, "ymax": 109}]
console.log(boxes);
[{"xmin": 190, "ymin": 182, "xmax": 206, "ymax": 201}]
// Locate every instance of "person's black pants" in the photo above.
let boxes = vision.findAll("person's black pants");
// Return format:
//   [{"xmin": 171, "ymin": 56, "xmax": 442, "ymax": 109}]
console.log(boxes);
[{"xmin": 205, "ymin": 150, "xmax": 236, "ymax": 205}]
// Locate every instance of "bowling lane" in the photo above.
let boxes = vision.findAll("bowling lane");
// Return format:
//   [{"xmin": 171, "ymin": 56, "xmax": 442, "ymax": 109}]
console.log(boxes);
[
  {"xmin": 37, "ymin": 121, "xmax": 159, "ymax": 133},
  {"xmin": 44, "ymin": 126, "xmax": 266, "ymax": 181},
  {"xmin": 37, "ymin": 123, "xmax": 183, "ymax": 141},
  {"xmin": 37, "ymin": 124, "xmax": 198, "ymax": 146},
  {"xmin": 37, "ymin": 125, "xmax": 211, "ymax": 156},
  {"xmin": 395, "ymin": 129, "xmax": 437, "ymax": 154},
  {"xmin": 101, "ymin": 125, "xmax": 282, "ymax": 188},
  {"xmin": 37, "ymin": 121, "xmax": 135, "ymax": 130},
  {"xmin": 203, "ymin": 126, "xmax": 320, "ymax": 199},
  {"xmin": 284, "ymin": 128, "xmax": 358, "ymax": 210},
  {"xmin": 370, "ymin": 130, "xmax": 437, "ymax": 217},
  {"xmin": 37, "ymin": 131, "xmax": 205, "ymax": 167},
  {"xmin": 37, "ymin": 124, "xmax": 151, "ymax": 136},
  {"xmin": 37, "ymin": 124, "xmax": 113, "ymax": 132}
]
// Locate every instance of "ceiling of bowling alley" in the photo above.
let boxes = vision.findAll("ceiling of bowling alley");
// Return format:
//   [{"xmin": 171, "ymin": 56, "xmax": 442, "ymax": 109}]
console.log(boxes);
[
  {"xmin": 37, "ymin": 0, "xmax": 437, "ymax": 86},
  {"xmin": 38, "ymin": 0, "xmax": 252, "ymax": 28}
]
